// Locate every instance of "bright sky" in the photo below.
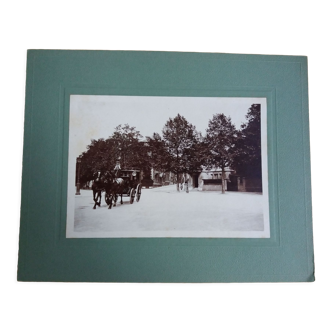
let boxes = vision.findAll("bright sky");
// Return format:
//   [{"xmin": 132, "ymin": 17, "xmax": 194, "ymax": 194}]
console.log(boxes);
[{"xmin": 69, "ymin": 95, "xmax": 265, "ymax": 157}]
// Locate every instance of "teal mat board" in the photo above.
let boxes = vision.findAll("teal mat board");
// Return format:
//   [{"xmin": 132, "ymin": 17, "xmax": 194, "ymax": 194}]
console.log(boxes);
[{"xmin": 17, "ymin": 50, "xmax": 314, "ymax": 282}]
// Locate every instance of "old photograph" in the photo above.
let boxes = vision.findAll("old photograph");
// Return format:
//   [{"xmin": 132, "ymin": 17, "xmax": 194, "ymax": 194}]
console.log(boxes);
[{"xmin": 66, "ymin": 96, "xmax": 269, "ymax": 238}]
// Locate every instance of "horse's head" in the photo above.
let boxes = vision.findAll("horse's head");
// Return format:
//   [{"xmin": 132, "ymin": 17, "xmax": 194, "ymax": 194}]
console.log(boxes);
[
  {"xmin": 102, "ymin": 170, "xmax": 116, "ymax": 184},
  {"xmin": 110, "ymin": 170, "xmax": 118, "ymax": 182},
  {"xmin": 93, "ymin": 170, "xmax": 102, "ymax": 182}
]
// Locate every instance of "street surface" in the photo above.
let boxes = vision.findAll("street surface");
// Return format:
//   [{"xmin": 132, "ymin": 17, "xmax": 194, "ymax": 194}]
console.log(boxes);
[{"xmin": 74, "ymin": 185, "xmax": 264, "ymax": 234}]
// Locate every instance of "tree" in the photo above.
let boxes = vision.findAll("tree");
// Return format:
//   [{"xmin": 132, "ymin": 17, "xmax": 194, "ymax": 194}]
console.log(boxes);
[
  {"xmin": 162, "ymin": 114, "xmax": 201, "ymax": 191},
  {"xmin": 181, "ymin": 132, "xmax": 206, "ymax": 176},
  {"xmin": 111, "ymin": 124, "xmax": 144, "ymax": 170},
  {"xmin": 204, "ymin": 114, "xmax": 237, "ymax": 193},
  {"xmin": 78, "ymin": 124, "xmax": 148, "ymax": 185},
  {"xmin": 79, "ymin": 138, "xmax": 118, "ymax": 184},
  {"xmin": 146, "ymin": 132, "xmax": 170, "ymax": 176},
  {"xmin": 232, "ymin": 104, "xmax": 261, "ymax": 179}
]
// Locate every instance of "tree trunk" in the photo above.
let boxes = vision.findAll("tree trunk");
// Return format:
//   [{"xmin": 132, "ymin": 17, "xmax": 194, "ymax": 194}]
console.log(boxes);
[
  {"xmin": 176, "ymin": 150, "xmax": 180, "ymax": 192},
  {"xmin": 176, "ymin": 172, "xmax": 180, "ymax": 191},
  {"xmin": 221, "ymin": 167, "xmax": 226, "ymax": 194}
]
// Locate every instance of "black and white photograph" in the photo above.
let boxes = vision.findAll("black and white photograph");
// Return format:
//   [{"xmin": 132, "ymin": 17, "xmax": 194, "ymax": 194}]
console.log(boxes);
[{"xmin": 66, "ymin": 96, "xmax": 269, "ymax": 238}]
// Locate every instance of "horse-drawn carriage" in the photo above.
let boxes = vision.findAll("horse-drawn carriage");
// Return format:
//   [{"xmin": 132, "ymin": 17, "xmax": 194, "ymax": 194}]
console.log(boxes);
[
  {"xmin": 105, "ymin": 169, "xmax": 142, "ymax": 207},
  {"xmin": 92, "ymin": 169, "xmax": 142, "ymax": 209}
]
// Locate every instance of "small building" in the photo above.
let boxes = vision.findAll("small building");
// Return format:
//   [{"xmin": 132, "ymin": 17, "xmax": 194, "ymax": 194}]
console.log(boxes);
[
  {"xmin": 198, "ymin": 168, "xmax": 232, "ymax": 191},
  {"xmin": 149, "ymin": 168, "xmax": 232, "ymax": 191},
  {"xmin": 151, "ymin": 168, "xmax": 173, "ymax": 187},
  {"xmin": 185, "ymin": 168, "xmax": 262, "ymax": 193},
  {"xmin": 150, "ymin": 166, "xmax": 262, "ymax": 193}
]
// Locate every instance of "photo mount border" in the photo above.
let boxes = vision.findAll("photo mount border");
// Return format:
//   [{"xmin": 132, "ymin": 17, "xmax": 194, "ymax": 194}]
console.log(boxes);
[{"xmin": 58, "ymin": 85, "xmax": 279, "ymax": 247}]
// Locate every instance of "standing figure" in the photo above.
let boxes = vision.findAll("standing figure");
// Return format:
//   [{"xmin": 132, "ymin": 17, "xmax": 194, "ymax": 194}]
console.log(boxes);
[
  {"xmin": 185, "ymin": 174, "xmax": 189, "ymax": 193},
  {"xmin": 114, "ymin": 160, "xmax": 121, "ymax": 177}
]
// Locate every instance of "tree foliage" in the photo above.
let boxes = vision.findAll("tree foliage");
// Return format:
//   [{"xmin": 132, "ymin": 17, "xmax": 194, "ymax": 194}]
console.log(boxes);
[
  {"xmin": 145, "ymin": 132, "xmax": 169, "ymax": 175},
  {"xmin": 79, "ymin": 138, "xmax": 118, "ymax": 184},
  {"xmin": 78, "ymin": 124, "xmax": 146, "ymax": 184},
  {"xmin": 76, "ymin": 105, "xmax": 262, "ymax": 192},
  {"xmin": 232, "ymin": 104, "xmax": 261, "ymax": 178},
  {"xmin": 204, "ymin": 113, "xmax": 237, "ymax": 193},
  {"xmin": 162, "ymin": 114, "xmax": 203, "ymax": 182},
  {"xmin": 204, "ymin": 113, "xmax": 237, "ymax": 169},
  {"xmin": 111, "ymin": 124, "xmax": 144, "ymax": 170}
]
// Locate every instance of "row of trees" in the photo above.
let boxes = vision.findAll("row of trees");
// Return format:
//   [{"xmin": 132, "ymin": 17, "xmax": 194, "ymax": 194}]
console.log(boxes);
[
  {"xmin": 78, "ymin": 124, "xmax": 148, "ymax": 185},
  {"xmin": 78, "ymin": 104, "xmax": 261, "ymax": 193}
]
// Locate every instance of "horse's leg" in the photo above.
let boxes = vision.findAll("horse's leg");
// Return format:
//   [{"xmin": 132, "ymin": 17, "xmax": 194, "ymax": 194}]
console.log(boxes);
[
  {"xmin": 113, "ymin": 194, "xmax": 117, "ymax": 207},
  {"xmin": 108, "ymin": 195, "xmax": 114, "ymax": 209},
  {"xmin": 120, "ymin": 193, "xmax": 123, "ymax": 204},
  {"xmin": 93, "ymin": 190, "xmax": 97, "ymax": 209},
  {"xmin": 108, "ymin": 194, "xmax": 113, "ymax": 209},
  {"xmin": 97, "ymin": 191, "xmax": 101, "ymax": 207}
]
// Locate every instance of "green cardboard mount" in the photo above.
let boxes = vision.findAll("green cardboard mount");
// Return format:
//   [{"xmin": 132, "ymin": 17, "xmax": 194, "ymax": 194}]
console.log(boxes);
[{"xmin": 18, "ymin": 50, "xmax": 314, "ymax": 282}]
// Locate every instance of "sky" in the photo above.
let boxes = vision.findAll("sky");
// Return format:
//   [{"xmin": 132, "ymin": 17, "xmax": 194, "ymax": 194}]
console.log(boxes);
[{"xmin": 69, "ymin": 95, "xmax": 266, "ymax": 157}]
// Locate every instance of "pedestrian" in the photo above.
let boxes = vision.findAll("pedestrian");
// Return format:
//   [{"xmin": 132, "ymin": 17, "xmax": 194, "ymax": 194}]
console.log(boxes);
[{"xmin": 184, "ymin": 174, "xmax": 189, "ymax": 193}]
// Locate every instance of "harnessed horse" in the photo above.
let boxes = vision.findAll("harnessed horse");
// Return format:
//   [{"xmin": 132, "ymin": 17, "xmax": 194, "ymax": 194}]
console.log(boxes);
[
  {"xmin": 92, "ymin": 171, "xmax": 104, "ymax": 209},
  {"xmin": 91, "ymin": 169, "xmax": 127, "ymax": 209},
  {"xmin": 106, "ymin": 169, "xmax": 125, "ymax": 208}
]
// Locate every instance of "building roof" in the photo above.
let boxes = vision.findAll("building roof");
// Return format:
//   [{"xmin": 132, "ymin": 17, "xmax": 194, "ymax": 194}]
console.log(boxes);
[{"xmin": 201, "ymin": 167, "xmax": 233, "ymax": 172}]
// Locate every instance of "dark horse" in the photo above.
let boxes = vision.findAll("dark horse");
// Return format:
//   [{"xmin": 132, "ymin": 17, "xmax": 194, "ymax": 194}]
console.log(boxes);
[
  {"xmin": 92, "ymin": 170, "xmax": 127, "ymax": 210},
  {"xmin": 104, "ymin": 170, "xmax": 126, "ymax": 209},
  {"xmin": 92, "ymin": 171, "xmax": 104, "ymax": 209}
]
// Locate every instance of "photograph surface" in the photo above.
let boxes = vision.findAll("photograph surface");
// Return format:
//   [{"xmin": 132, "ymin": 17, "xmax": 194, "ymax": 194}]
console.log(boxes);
[{"xmin": 66, "ymin": 96, "xmax": 269, "ymax": 238}]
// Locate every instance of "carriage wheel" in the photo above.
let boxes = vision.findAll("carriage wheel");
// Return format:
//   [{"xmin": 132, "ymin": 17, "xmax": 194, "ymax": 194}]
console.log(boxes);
[
  {"xmin": 136, "ymin": 184, "xmax": 141, "ymax": 202},
  {"xmin": 129, "ymin": 188, "xmax": 135, "ymax": 204}
]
